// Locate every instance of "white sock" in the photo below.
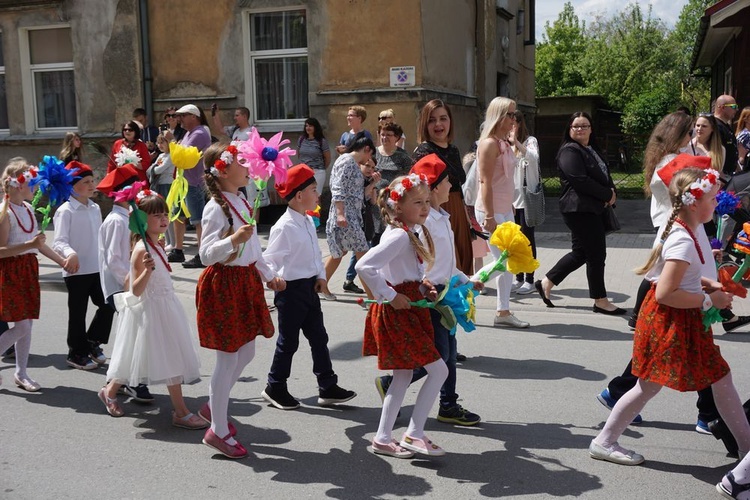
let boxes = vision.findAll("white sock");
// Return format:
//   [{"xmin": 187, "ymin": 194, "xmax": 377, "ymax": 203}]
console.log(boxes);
[
  {"xmin": 595, "ymin": 378, "xmax": 660, "ymax": 448},
  {"xmin": 228, "ymin": 341, "xmax": 256, "ymax": 391},
  {"xmin": 0, "ymin": 320, "xmax": 33, "ymax": 379},
  {"xmin": 374, "ymin": 370, "xmax": 411, "ymax": 444},
  {"xmin": 210, "ymin": 350, "xmax": 239, "ymax": 445},
  {"xmin": 405, "ymin": 359, "xmax": 449, "ymax": 439},
  {"xmin": 714, "ymin": 373, "xmax": 750, "ymax": 460}
]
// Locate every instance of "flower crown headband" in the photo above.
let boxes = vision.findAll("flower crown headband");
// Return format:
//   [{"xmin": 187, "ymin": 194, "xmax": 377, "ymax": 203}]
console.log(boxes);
[
  {"xmin": 7, "ymin": 167, "xmax": 38, "ymax": 189},
  {"xmin": 209, "ymin": 144, "xmax": 239, "ymax": 177},
  {"xmin": 387, "ymin": 173, "xmax": 428, "ymax": 208},
  {"xmin": 135, "ymin": 187, "xmax": 161, "ymax": 203},
  {"xmin": 681, "ymin": 168, "xmax": 720, "ymax": 206}
]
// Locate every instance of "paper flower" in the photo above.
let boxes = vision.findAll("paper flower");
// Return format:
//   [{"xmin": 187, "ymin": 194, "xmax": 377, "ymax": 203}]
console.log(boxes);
[
  {"xmin": 238, "ymin": 128, "xmax": 295, "ymax": 184},
  {"xmin": 716, "ymin": 190, "xmax": 742, "ymax": 216},
  {"xmin": 114, "ymin": 146, "xmax": 141, "ymax": 167},
  {"xmin": 111, "ymin": 180, "xmax": 148, "ymax": 203},
  {"xmin": 169, "ymin": 142, "xmax": 202, "ymax": 171},
  {"xmin": 29, "ymin": 156, "xmax": 75, "ymax": 206},
  {"xmin": 488, "ymin": 222, "xmax": 540, "ymax": 274},
  {"xmin": 166, "ymin": 142, "xmax": 203, "ymax": 221},
  {"xmin": 719, "ymin": 266, "xmax": 747, "ymax": 299},
  {"xmin": 306, "ymin": 205, "xmax": 321, "ymax": 228},
  {"xmin": 434, "ymin": 276, "xmax": 477, "ymax": 334}
]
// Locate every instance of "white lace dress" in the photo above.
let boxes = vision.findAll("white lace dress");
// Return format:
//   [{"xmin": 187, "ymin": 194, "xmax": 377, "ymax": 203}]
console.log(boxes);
[{"xmin": 107, "ymin": 241, "xmax": 200, "ymax": 386}]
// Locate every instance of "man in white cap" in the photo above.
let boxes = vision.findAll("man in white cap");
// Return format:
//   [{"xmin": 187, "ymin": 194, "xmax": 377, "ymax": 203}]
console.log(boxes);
[{"xmin": 169, "ymin": 104, "xmax": 211, "ymax": 268}]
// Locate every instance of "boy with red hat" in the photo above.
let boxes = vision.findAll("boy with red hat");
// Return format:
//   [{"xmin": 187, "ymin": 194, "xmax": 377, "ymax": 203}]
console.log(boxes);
[
  {"xmin": 375, "ymin": 153, "xmax": 484, "ymax": 425},
  {"xmin": 95, "ymin": 164, "xmax": 154, "ymax": 402},
  {"xmin": 52, "ymin": 161, "xmax": 115, "ymax": 371},
  {"xmin": 261, "ymin": 164, "xmax": 357, "ymax": 410}
]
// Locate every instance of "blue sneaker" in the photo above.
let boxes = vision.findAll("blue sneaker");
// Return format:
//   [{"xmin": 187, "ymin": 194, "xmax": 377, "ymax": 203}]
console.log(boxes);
[
  {"xmin": 696, "ymin": 419, "xmax": 712, "ymax": 435},
  {"xmin": 596, "ymin": 388, "xmax": 643, "ymax": 425}
]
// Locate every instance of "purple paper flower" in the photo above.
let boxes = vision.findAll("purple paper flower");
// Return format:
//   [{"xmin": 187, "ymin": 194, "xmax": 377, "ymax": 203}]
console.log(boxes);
[{"xmin": 710, "ymin": 237, "xmax": 722, "ymax": 250}]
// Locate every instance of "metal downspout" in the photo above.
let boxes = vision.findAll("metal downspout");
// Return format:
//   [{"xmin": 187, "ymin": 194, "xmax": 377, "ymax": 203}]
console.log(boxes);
[{"xmin": 138, "ymin": 0, "xmax": 153, "ymax": 121}]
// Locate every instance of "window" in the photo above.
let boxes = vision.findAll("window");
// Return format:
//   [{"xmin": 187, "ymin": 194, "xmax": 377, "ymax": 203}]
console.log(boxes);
[
  {"xmin": 0, "ymin": 33, "xmax": 8, "ymax": 131},
  {"xmin": 246, "ymin": 8, "xmax": 308, "ymax": 125},
  {"xmin": 26, "ymin": 27, "xmax": 77, "ymax": 130}
]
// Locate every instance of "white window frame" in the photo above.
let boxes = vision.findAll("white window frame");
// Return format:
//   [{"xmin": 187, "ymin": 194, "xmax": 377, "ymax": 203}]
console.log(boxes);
[
  {"xmin": 19, "ymin": 24, "xmax": 78, "ymax": 134},
  {"xmin": 0, "ymin": 30, "xmax": 8, "ymax": 134},
  {"xmin": 242, "ymin": 6, "xmax": 308, "ymax": 132}
]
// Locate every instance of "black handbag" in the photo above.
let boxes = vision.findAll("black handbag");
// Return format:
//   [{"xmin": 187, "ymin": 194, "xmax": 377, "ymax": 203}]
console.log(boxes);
[{"xmin": 603, "ymin": 205, "xmax": 621, "ymax": 234}]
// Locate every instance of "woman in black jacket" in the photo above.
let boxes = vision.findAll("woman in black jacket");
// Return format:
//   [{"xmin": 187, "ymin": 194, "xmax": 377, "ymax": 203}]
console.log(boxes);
[{"xmin": 535, "ymin": 112, "xmax": 626, "ymax": 315}]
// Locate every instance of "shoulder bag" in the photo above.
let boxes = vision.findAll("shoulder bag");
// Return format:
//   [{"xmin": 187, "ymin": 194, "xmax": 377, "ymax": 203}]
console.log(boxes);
[{"xmin": 522, "ymin": 158, "xmax": 545, "ymax": 227}]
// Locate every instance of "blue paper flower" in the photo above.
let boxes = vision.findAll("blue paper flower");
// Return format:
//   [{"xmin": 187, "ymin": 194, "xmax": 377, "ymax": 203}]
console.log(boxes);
[
  {"xmin": 437, "ymin": 275, "xmax": 477, "ymax": 335},
  {"xmin": 716, "ymin": 190, "xmax": 741, "ymax": 216},
  {"xmin": 29, "ymin": 155, "xmax": 75, "ymax": 206}
]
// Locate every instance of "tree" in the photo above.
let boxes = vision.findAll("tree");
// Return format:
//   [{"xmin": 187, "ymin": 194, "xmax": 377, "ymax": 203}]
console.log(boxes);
[{"xmin": 535, "ymin": 2, "xmax": 587, "ymax": 97}]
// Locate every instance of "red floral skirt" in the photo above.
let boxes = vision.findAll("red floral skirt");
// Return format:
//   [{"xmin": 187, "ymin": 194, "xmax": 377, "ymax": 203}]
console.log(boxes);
[
  {"xmin": 632, "ymin": 286, "xmax": 729, "ymax": 391},
  {"xmin": 0, "ymin": 253, "xmax": 40, "ymax": 322},
  {"xmin": 363, "ymin": 281, "xmax": 440, "ymax": 370},
  {"xmin": 196, "ymin": 263, "xmax": 275, "ymax": 352}
]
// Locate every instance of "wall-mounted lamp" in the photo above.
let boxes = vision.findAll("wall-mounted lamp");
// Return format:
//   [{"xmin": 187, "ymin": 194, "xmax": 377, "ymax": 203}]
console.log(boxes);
[{"xmin": 517, "ymin": 8, "xmax": 525, "ymax": 35}]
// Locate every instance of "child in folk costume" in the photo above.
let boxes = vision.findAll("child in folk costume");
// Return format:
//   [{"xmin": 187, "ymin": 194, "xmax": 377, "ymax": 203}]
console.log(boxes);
[
  {"xmin": 96, "ymin": 164, "xmax": 155, "ymax": 404},
  {"xmin": 589, "ymin": 167, "xmax": 750, "ymax": 468},
  {"xmin": 0, "ymin": 158, "xmax": 71, "ymax": 391},
  {"xmin": 355, "ymin": 174, "xmax": 449, "ymax": 459},
  {"xmin": 99, "ymin": 191, "xmax": 204, "ymax": 430},
  {"xmin": 262, "ymin": 164, "xmax": 357, "ymax": 410},
  {"xmin": 196, "ymin": 142, "xmax": 285, "ymax": 459},
  {"xmin": 52, "ymin": 161, "xmax": 114, "ymax": 371}
]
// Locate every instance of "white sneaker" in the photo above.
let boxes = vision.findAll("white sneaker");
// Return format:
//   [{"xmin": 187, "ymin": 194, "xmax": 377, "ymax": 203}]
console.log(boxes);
[
  {"xmin": 511, "ymin": 280, "xmax": 523, "ymax": 291},
  {"xmin": 493, "ymin": 313, "xmax": 530, "ymax": 328},
  {"xmin": 516, "ymin": 282, "xmax": 535, "ymax": 295}
]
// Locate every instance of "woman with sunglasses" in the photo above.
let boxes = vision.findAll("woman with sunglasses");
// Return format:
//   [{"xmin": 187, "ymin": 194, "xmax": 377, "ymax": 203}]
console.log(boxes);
[
  {"xmin": 106, "ymin": 120, "xmax": 151, "ymax": 183},
  {"xmin": 535, "ymin": 111, "xmax": 623, "ymax": 314},
  {"xmin": 162, "ymin": 107, "xmax": 186, "ymax": 142},
  {"xmin": 377, "ymin": 109, "xmax": 406, "ymax": 150}
]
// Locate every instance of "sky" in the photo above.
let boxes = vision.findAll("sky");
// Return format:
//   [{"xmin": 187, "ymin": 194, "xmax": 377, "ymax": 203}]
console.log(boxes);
[{"xmin": 535, "ymin": 0, "xmax": 691, "ymax": 41}]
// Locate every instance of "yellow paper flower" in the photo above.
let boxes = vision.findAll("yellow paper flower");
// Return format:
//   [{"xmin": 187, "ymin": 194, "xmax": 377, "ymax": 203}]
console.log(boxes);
[
  {"xmin": 489, "ymin": 221, "xmax": 540, "ymax": 274},
  {"xmin": 169, "ymin": 142, "xmax": 202, "ymax": 170},
  {"xmin": 466, "ymin": 289, "xmax": 476, "ymax": 324}
]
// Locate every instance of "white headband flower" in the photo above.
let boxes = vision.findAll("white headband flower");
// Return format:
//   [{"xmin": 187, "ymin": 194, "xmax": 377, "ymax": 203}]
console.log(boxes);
[
  {"xmin": 387, "ymin": 173, "xmax": 428, "ymax": 208},
  {"xmin": 8, "ymin": 167, "xmax": 37, "ymax": 188},
  {"xmin": 209, "ymin": 144, "xmax": 239, "ymax": 177},
  {"xmin": 681, "ymin": 169, "xmax": 720, "ymax": 206}
]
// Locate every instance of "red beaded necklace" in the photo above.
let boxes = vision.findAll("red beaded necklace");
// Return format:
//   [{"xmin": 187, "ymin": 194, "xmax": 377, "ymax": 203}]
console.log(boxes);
[
  {"xmin": 221, "ymin": 193, "xmax": 254, "ymax": 225},
  {"xmin": 145, "ymin": 236, "xmax": 172, "ymax": 272},
  {"xmin": 674, "ymin": 218, "xmax": 705, "ymax": 265},
  {"xmin": 8, "ymin": 202, "xmax": 34, "ymax": 234}
]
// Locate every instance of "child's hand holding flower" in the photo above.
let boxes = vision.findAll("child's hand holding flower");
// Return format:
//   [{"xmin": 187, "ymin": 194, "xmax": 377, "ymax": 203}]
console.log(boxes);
[{"xmin": 230, "ymin": 224, "xmax": 255, "ymax": 247}]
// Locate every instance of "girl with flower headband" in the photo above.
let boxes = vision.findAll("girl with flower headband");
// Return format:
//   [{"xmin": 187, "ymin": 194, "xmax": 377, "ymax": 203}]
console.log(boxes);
[
  {"xmin": 196, "ymin": 142, "xmax": 285, "ymax": 459},
  {"xmin": 589, "ymin": 167, "xmax": 750, "ymax": 469},
  {"xmin": 0, "ymin": 158, "xmax": 71, "ymax": 390},
  {"xmin": 100, "ymin": 191, "xmax": 205, "ymax": 430},
  {"xmin": 355, "ymin": 174, "xmax": 449, "ymax": 459}
]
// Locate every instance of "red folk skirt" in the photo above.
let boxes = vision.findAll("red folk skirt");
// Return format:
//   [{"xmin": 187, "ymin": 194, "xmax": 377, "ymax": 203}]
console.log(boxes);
[
  {"xmin": 196, "ymin": 263, "xmax": 275, "ymax": 352},
  {"xmin": 363, "ymin": 281, "xmax": 440, "ymax": 370},
  {"xmin": 632, "ymin": 285, "xmax": 729, "ymax": 392},
  {"xmin": 0, "ymin": 254, "xmax": 40, "ymax": 322}
]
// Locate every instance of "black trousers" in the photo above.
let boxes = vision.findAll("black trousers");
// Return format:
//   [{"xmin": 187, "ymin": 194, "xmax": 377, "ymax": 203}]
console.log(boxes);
[
  {"xmin": 514, "ymin": 208, "xmax": 537, "ymax": 283},
  {"xmin": 547, "ymin": 211, "xmax": 607, "ymax": 298},
  {"xmin": 64, "ymin": 273, "xmax": 115, "ymax": 356},
  {"xmin": 267, "ymin": 277, "xmax": 337, "ymax": 390}
]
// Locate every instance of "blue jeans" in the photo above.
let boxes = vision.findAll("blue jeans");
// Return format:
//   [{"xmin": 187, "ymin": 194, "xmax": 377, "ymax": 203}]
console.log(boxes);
[
  {"xmin": 185, "ymin": 184, "xmax": 207, "ymax": 225},
  {"xmin": 345, "ymin": 253, "xmax": 358, "ymax": 282}
]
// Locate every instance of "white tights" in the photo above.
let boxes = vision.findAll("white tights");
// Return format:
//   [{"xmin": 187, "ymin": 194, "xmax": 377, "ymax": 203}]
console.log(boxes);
[
  {"xmin": 209, "ymin": 341, "xmax": 256, "ymax": 445},
  {"xmin": 374, "ymin": 359, "xmax": 448, "ymax": 444},
  {"xmin": 595, "ymin": 374, "xmax": 750, "ymax": 455},
  {"xmin": 0, "ymin": 320, "xmax": 33, "ymax": 380}
]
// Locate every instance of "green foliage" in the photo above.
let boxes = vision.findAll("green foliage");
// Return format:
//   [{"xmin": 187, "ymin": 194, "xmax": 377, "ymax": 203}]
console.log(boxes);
[{"xmin": 535, "ymin": 2, "xmax": 587, "ymax": 97}]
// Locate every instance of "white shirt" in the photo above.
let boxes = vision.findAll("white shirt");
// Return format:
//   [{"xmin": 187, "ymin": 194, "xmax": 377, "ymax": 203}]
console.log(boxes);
[
  {"xmin": 420, "ymin": 207, "xmax": 468, "ymax": 286},
  {"xmin": 53, "ymin": 196, "xmax": 102, "ymax": 277},
  {"xmin": 355, "ymin": 225, "xmax": 425, "ymax": 302},
  {"xmin": 98, "ymin": 205, "xmax": 130, "ymax": 298},
  {"xmin": 645, "ymin": 224, "xmax": 715, "ymax": 292},
  {"xmin": 263, "ymin": 207, "xmax": 326, "ymax": 281},
  {"xmin": 649, "ymin": 154, "xmax": 677, "ymax": 228},
  {"xmin": 512, "ymin": 136, "xmax": 541, "ymax": 209},
  {"xmin": 199, "ymin": 191, "xmax": 276, "ymax": 282},
  {"xmin": 2, "ymin": 201, "xmax": 38, "ymax": 254}
]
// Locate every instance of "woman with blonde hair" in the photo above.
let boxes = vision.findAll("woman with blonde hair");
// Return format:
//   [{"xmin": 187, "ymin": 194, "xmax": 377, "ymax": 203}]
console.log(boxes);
[
  {"xmin": 60, "ymin": 132, "xmax": 83, "ymax": 165},
  {"xmin": 690, "ymin": 114, "xmax": 725, "ymax": 173},
  {"xmin": 475, "ymin": 96, "xmax": 529, "ymax": 328},
  {"xmin": 736, "ymin": 107, "xmax": 750, "ymax": 169}
]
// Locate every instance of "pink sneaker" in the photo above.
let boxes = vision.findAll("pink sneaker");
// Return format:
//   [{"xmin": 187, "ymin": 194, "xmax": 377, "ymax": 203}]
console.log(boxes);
[
  {"xmin": 371, "ymin": 439, "xmax": 415, "ymax": 459},
  {"xmin": 197, "ymin": 402, "xmax": 237, "ymax": 437},
  {"xmin": 400, "ymin": 434, "xmax": 446, "ymax": 456},
  {"xmin": 202, "ymin": 429, "xmax": 248, "ymax": 459}
]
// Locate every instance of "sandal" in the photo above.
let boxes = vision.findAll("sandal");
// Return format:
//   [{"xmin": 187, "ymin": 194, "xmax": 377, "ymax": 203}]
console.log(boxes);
[
  {"xmin": 197, "ymin": 402, "xmax": 237, "ymax": 436},
  {"xmin": 172, "ymin": 411, "xmax": 209, "ymax": 430},
  {"xmin": 717, "ymin": 471, "xmax": 750, "ymax": 499},
  {"xmin": 371, "ymin": 439, "xmax": 415, "ymax": 459},
  {"xmin": 400, "ymin": 434, "xmax": 446, "ymax": 457},
  {"xmin": 98, "ymin": 388, "xmax": 124, "ymax": 417}
]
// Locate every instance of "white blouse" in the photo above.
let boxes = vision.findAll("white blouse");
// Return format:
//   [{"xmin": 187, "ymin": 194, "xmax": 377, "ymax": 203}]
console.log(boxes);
[{"xmin": 2, "ymin": 201, "xmax": 38, "ymax": 255}]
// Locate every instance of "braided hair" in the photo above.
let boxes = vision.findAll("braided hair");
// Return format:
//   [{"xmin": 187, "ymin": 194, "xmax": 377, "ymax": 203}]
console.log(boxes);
[
  {"xmin": 0, "ymin": 157, "xmax": 32, "ymax": 225},
  {"xmin": 203, "ymin": 142, "xmax": 239, "ymax": 264},
  {"xmin": 377, "ymin": 177, "xmax": 435, "ymax": 270},
  {"xmin": 635, "ymin": 167, "xmax": 709, "ymax": 275}
]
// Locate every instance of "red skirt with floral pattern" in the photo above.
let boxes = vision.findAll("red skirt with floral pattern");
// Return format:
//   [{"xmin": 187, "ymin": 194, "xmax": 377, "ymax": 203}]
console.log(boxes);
[
  {"xmin": 363, "ymin": 281, "xmax": 440, "ymax": 370},
  {"xmin": 632, "ymin": 286, "xmax": 729, "ymax": 392},
  {"xmin": 0, "ymin": 253, "xmax": 40, "ymax": 322},
  {"xmin": 196, "ymin": 263, "xmax": 275, "ymax": 352}
]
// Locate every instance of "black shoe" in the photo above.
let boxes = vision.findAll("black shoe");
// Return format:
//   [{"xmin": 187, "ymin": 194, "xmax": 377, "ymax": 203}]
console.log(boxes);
[
  {"xmin": 182, "ymin": 255, "xmax": 206, "ymax": 269},
  {"xmin": 318, "ymin": 385, "xmax": 357, "ymax": 406},
  {"xmin": 592, "ymin": 305, "xmax": 627, "ymax": 316},
  {"xmin": 167, "ymin": 249, "xmax": 185, "ymax": 263},
  {"xmin": 89, "ymin": 343, "xmax": 107, "ymax": 365},
  {"xmin": 2, "ymin": 344, "xmax": 15, "ymax": 359},
  {"xmin": 261, "ymin": 384, "xmax": 300, "ymax": 410},
  {"xmin": 534, "ymin": 280, "xmax": 555, "ymax": 308},
  {"xmin": 628, "ymin": 315, "xmax": 637, "ymax": 331},
  {"xmin": 66, "ymin": 353, "xmax": 98, "ymax": 370},
  {"xmin": 456, "ymin": 352, "xmax": 467, "ymax": 362},
  {"xmin": 122, "ymin": 384, "xmax": 155, "ymax": 403},
  {"xmin": 342, "ymin": 280, "xmax": 365, "ymax": 294},
  {"xmin": 722, "ymin": 315, "xmax": 750, "ymax": 333},
  {"xmin": 437, "ymin": 404, "xmax": 481, "ymax": 426}
]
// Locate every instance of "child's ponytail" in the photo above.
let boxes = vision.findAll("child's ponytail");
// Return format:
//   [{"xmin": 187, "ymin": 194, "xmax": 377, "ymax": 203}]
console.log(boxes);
[
  {"xmin": 635, "ymin": 201, "xmax": 682, "ymax": 275},
  {"xmin": 203, "ymin": 142, "xmax": 238, "ymax": 264}
]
